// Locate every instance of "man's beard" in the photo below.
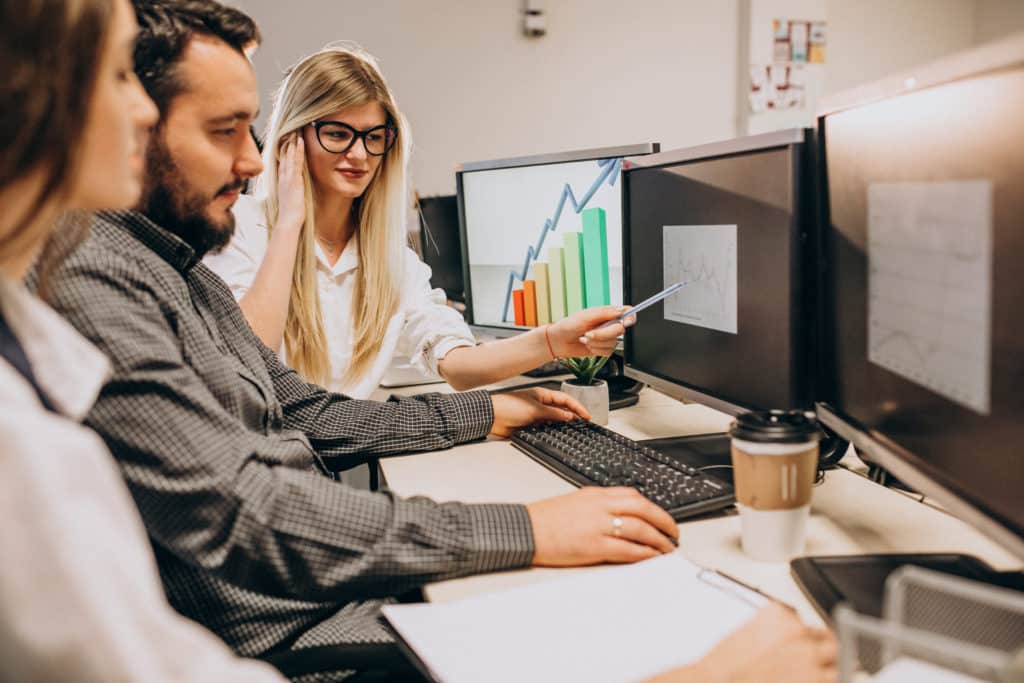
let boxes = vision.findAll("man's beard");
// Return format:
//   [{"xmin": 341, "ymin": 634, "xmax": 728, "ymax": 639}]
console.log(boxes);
[{"xmin": 139, "ymin": 136, "xmax": 242, "ymax": 259}]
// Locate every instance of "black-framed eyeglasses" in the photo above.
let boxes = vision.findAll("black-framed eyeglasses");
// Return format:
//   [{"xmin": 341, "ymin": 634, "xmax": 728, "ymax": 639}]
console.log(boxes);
[{"xmin": 310, "ymin": 120, "xmax": 397, "ymax": 156}]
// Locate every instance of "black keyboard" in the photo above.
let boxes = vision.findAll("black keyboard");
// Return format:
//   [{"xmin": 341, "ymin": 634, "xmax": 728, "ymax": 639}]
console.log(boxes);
[{"xmin": 511, "ymin": 421, "xmax": 735, "ymax": 521}]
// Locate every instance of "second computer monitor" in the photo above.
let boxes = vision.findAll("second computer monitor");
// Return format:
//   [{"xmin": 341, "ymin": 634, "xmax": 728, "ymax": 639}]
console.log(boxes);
[
  {"xmin": 417, "ymin": 194, "xmax": 465, "ymax": 303},
  {"xmin": 457, "ymin": 143, "xmax": 658, "ymax": 335},
  {"xmin": 622, "ymin": 129, "xmax": 819, "ymax": 414}
]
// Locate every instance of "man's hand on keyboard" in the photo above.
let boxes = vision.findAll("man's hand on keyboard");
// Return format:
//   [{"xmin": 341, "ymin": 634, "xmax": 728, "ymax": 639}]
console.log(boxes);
[
  {"xmin": 526, "ymin": 487, "xmax": 680, "ymax": 566},
  {"xmin": 490, "ymin": 387, "xmax": 591, "ymax": 438}
]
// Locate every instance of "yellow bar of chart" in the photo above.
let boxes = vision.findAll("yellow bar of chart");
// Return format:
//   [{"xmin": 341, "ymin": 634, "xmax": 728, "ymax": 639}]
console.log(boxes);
[
  {"xmin": 547, "ymin": 247, "xmax": 567, "ymax": 321},
  {"xmin": 533, "ymin": 263, "xmax": 551, "ymax": 325}
]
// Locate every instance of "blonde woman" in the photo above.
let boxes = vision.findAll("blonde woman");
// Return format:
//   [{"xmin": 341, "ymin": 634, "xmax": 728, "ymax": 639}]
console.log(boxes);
[{"xmin": 205, "ymin": 45, "xmax": 629, "ymax": 398}]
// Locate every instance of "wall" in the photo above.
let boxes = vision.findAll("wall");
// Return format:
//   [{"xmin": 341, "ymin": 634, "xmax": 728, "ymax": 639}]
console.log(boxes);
[
  {"xmin": 974, "ymin": 0, "xmax": 1024, "ymax": 44},
  {"xmin": 741, "ymin": 0, "xmax": 983, "ymax": 134},
  {"xmin": 824, "ymin": 0, "xmax": 978, "ymax": 96},
  {"xmin": 234, "ymin": 0, "xmax": 740, "ymax": 197},
  {"xmin": 232, "ymin": 0, "xmax": 1024, "ymax": 195}
]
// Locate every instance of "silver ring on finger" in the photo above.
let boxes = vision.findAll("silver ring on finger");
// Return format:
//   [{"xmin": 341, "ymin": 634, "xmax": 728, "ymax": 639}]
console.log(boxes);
[{"xmin": 611, "ymin": 516, "xmax": 624, "ymax": 537}]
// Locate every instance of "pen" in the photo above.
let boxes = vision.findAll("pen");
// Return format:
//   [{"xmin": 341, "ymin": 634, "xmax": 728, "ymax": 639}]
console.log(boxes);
[
  {"xmin": 706, "ymin": 568, "xmax": 797, "ymax": 613},
  {"xmin": 596, "ymin": 281, "xmax": 689, "ymax": 330}
]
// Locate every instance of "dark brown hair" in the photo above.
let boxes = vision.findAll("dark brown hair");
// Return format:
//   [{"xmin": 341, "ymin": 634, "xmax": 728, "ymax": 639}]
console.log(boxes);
[
  {"xmin": 0, "ymin": 0, "xmax": 113, "ymax": 268},
  {"xmin": 131, "ymin": 0, "xmax": 260, "ymax": 115}
]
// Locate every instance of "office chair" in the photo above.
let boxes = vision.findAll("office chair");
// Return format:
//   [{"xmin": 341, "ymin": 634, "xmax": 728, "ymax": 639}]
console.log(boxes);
[
  {"xmin": 258, "ymin": 588, "xmax": 430, "ymax": 682},
  {"xmin": 260, "ymin": 641, "xmax": 427, "ymax": 682}
]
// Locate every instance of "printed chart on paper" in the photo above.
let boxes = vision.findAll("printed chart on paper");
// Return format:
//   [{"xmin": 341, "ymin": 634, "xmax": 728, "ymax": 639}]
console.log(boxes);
[
  {"xmin": 662, "ymin": 225, "xmax": 738, "ymax": 334},
  {"xmin": 867, "ymin": 180, "xmax": 993, "ymax": 414}
]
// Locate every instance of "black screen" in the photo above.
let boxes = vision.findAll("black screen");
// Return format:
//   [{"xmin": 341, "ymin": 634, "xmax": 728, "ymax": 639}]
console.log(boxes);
[
  {"xmin": 418, "ymin": 195, "xmax": 465, "ymax": 303},
  {"xmin": 824, "ymin": 67, "xmax": 1024, "ymax": 539},
  {"xmin": 624, "ymin": 145, "xmax": 812, "ymax": 411}
]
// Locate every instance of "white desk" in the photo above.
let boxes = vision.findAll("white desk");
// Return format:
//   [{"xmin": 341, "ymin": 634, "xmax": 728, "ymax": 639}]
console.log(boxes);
[{"xmin": 380, "ymin": 386, "xmax": 1022, "ymax": 625}]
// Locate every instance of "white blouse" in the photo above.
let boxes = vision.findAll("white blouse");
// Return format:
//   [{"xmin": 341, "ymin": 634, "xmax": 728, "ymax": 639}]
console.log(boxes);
[
  {"xmin": 0, "ymin": 276, "xmax": 284, "ymax": 683},
  {"xmin": 205, "ymin": 195, "xmax": 476, "ymax": 398}
]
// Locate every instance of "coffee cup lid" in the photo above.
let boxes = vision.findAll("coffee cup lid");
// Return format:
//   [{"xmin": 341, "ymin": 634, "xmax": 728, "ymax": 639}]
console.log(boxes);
[{"xmin": 729, "ymin": 410, "xmax": 821, "ymax": 444}]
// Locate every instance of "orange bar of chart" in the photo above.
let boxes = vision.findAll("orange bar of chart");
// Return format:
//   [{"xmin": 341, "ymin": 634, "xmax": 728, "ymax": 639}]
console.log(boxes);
[
  {"xmin": 523, "ymin": 280, "xmax": 538, "ymax": 327},
  {"xmin": 512, "ymin": 289, "xmax": 526, "ymax": 326}
]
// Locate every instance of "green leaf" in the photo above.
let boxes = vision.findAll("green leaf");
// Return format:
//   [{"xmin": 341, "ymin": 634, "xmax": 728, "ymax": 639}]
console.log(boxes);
[{"xmin": 561, "ymin": 354, "xmax": 609, "ymax": 386}]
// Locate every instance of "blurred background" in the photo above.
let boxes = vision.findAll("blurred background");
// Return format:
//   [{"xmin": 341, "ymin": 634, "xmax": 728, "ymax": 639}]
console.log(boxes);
[{"xmin": 233, "ymin": 0, "xmax": 1024, "ymax": 196}]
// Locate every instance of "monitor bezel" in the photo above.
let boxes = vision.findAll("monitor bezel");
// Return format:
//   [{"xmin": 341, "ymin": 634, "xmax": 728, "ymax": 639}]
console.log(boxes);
[
  {"xmin": 621, "ymin": 128, "xmax": 817, "ymax": 417},
  {"xmin": 817, "ymin": 404, "xmax": 1024, "ymax": 562},
  {"xmin": 816, "ymin": 32, "xmax": 1024, "ymax": 563},
  {"xmin": 455, "ymin": 143, "xmax": 660, "ymax": 335}
]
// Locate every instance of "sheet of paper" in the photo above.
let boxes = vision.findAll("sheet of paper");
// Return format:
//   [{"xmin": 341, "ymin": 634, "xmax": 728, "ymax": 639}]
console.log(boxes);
[
  {"xmin": 867, "ymin": 180, "xmax": 993, "ymax": 414},
  {"xmin": 662, "ymin": 225, "xmax": 738, "ymax": 334},
  {"xmin": 384, "ymin": 553, "xmax": 758, "ymax": 683},
  {"xmin": 872, "ymin": 657, "xmax": 985, "ymax": 683}
]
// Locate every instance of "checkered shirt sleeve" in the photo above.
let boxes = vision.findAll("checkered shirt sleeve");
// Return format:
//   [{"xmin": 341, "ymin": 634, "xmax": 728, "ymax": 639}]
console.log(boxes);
[{"xmin": 43, "ymin": 214, "xmax": 535, "ymax": 652}]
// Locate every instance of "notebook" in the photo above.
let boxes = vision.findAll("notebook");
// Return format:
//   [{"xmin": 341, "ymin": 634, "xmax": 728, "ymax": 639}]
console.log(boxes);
[
  {"xmin": 872, "ymin": 658, "xmax": 985, "ymax": 683},
  {"xmin": 382, "ymin": 553, "xmax": 764, "ymax": 683}
]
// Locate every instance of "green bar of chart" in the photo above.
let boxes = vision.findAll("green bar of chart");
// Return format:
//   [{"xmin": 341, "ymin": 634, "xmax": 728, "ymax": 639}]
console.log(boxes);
[
  {"xmin": 547, "ymin": 247, "xmax": 567, "ymax": 321},
  {"xmin": 563, "ymin": 232, "xmax": 585, "ymax": 315},
  {"xmin": 582, "ymin": 208, "xmax": 610, "ymax": 307}
]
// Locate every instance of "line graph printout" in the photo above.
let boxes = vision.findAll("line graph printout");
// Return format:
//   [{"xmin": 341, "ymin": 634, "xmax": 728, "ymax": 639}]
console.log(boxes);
[
  {"xmin": 867, "ymin": 180, "xmax": 993, "ymax": 414},
  {"xmin": 662, "ymin": 225, "xmax": 738, "ymax": 334}
]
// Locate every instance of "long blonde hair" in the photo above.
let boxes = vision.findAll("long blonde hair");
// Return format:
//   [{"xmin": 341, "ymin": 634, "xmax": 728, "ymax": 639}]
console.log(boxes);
[{"xmin": 254, "ymin": 45, "xmax": 409, "ymax": 386}]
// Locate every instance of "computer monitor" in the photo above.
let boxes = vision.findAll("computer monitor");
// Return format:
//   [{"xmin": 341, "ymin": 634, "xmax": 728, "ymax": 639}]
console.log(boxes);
[
  {"xmin": 622, "ymin": 129, "xmax": 821, "ymax": 417},
  {"xmin": 815, "ymin": 34, "xmax": 1024, "ymax": 562},
  {"xmin": 456, "ymin": 143, "xmax": 659, "ymax": 337},
  {"xmin": 416, "ymin": 194, "xmax": 465, "ymax": 303}
]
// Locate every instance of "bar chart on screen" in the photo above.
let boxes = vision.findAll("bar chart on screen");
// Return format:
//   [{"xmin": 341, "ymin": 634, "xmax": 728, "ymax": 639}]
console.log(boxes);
[
  {"xmin": 493, "ymin": 160, "xmax": 618, "ymax": 325},
  {"xmin": 509, "ymin": 206, "xmax": 611, "ymax": 326}
]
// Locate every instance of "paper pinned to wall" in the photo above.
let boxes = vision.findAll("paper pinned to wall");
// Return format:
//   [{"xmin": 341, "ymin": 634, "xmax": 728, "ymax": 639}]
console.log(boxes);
[{"xmin": 770, "ymin": 18, "xmax": 826, "ymax": 65}]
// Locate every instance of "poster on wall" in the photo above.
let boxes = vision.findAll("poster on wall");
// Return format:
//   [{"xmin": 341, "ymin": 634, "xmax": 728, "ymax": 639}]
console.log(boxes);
[
  {"xmin": 749, "ymin": 64, "xmax": 806, "ymax": 112},
  {"xmin": 790, "ymin": 21, "xmax": 809, "ymax": 63},
  {"xmin": 772, "ymin": 18, "xmax": 791, "ymax": 62},
  {"xmin": 810, "ymin": 21, "xmax": 827, "ymax": 63},
  {"xmin": 772, "ymin": 18, "xmax": 826, "ymax": 64}
]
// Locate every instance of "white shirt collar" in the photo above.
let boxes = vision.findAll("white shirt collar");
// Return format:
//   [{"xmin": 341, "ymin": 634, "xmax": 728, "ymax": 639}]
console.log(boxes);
[
  {"xmin": 0, "ymin": 276, "xmax": 109, "ymax": 421},
  {"xmin": 315, "ymin": 235, "xmax": 360, "ymax": 278}
]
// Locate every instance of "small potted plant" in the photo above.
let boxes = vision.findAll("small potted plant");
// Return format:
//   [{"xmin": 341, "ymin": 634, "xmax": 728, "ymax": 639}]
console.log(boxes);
[{"xmin": 560, "ymin": 355, "xmax": 610, "ymax": 425}]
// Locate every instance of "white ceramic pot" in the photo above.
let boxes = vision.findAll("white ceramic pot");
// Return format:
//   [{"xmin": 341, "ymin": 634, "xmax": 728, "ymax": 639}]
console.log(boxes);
[{"xmin": 560, "ymin": 379, "xmax": 609, "ymax": 426}]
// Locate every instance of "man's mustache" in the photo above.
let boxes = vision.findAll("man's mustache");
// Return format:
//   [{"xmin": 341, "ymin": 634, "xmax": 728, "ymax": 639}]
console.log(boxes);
[{"xmin": 215, "ymin": 178, "xmax": 245, "ymax": 196}]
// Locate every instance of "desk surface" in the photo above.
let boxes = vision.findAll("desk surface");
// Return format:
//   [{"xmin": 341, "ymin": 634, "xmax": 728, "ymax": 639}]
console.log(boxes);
[{"xmin": 380, "ymin": 384, "xmax": 1021, "ymax": 625}]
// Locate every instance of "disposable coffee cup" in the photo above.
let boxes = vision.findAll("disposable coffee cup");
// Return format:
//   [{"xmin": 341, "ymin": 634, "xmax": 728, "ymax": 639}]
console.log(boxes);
[{"xmin": 729, "ymin": 410, "xmax": 821, "ymax": 562}]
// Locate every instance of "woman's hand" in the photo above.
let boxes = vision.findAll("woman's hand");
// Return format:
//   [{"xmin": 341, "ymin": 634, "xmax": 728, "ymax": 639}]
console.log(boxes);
[
  {"xmin": 547, "ymin": 305, "xmax": 636, "ymax": 359},
  {"xmin": 276, "ymin": 133, "xmax": 306, "ymax": 231}
]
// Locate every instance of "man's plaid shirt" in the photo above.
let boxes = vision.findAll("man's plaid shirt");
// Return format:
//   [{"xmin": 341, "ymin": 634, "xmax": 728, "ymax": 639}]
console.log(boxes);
[{"xmin": 45, "ymin": 210, "xmax": 535, "ymax": 657}]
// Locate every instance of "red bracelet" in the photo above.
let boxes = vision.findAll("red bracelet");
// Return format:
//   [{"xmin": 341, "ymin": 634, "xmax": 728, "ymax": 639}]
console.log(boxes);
[{"xmin": 544, "ymin": 324, "xmax": 559, "ymax": 360}]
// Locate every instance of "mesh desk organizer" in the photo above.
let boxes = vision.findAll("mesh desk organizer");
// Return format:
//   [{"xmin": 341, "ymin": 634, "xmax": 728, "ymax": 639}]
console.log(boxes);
[{"xmin": 835, "ymin": 566, "xmax": 1024, "ymax": 682}]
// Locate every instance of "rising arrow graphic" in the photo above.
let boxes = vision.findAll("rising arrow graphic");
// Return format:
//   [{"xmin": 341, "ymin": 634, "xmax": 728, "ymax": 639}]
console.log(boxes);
[{"xmin": 500, "ymin": 157, "xmax": 623, "ymax": 323}]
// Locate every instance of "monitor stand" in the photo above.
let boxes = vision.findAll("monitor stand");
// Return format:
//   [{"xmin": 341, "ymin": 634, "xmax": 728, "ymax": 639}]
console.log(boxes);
[{"xmin": 791, "ymin": 554, "xmax": 1024, "ymax": 622}]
